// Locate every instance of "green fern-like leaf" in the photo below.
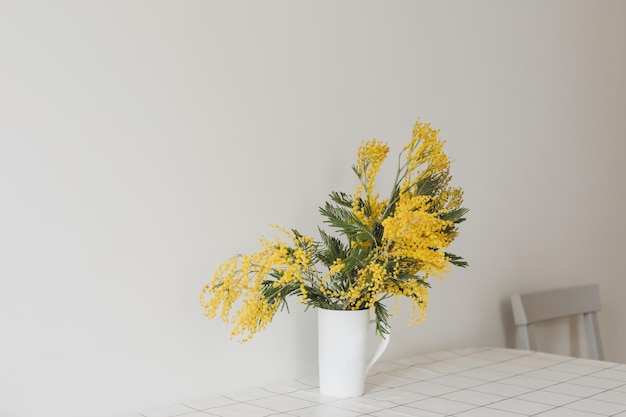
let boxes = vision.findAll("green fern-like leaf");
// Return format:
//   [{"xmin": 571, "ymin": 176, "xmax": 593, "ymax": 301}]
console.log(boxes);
[
  {"xmin": 414, "ymin": 174, "xmax": 441, "ymax": 197},
  {"xmin": 328, "ymin": 191, "xmax": 354, "ymax": 208},
  {"xmin": 315, "ymin": 228, "xmax": 348, "ymax": 266},
  {"xmin": 373, "ymin": 300, "xmax": 391, "ymax": 338},
  {"xmin": 440, "ymin": 207, "xmax": 469, "ymax": 223},
  {"xmin": 319, "ymin": 202, "xmax": 376, "ymax": 242},
  {"xmin": 445, "ymin": 252, "xmax": 468, "ymax": 268}
]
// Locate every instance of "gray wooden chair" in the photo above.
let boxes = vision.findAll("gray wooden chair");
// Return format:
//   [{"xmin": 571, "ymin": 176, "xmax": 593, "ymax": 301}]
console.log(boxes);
[{"xmin": 510, "ymin": 283, "xmax": 604, "ymax": 360}]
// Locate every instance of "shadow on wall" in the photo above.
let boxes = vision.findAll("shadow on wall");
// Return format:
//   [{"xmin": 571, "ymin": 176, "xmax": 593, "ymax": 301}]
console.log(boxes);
[{"xmin": 500, "ymin": 297, "xmax": 516, "ymax": 350}]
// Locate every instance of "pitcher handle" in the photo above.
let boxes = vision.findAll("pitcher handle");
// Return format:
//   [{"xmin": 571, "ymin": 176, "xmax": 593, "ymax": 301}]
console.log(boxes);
[{"xmin": 365, "ymin": 318, "xmax": 390, "ymax": 374}]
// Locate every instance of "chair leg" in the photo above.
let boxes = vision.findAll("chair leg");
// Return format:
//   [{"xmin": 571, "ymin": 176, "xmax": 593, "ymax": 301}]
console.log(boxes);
[
  {"xmin": 516, "ymin": 324, "xmax": 532, "ymax": 351},
  {"xmin": 583, "ymin": 312, "xmax": 604, "ymax": 361}
]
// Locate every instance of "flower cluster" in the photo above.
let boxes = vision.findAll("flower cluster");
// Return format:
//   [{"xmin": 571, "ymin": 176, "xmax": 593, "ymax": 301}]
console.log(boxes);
[{"xmin": 200, "ymin": 119, "xmax": 468, "ymax": 342}]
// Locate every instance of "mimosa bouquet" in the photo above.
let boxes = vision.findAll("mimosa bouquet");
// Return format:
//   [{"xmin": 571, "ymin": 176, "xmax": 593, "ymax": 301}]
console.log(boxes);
[{"xmin": 200, "ymin": 119, "xmax": 468, "ymax": 342}]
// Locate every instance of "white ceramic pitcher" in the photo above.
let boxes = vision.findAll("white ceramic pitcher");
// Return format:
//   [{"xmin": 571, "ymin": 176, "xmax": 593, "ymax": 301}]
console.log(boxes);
[{"xmin": 317, "ymin": 308, "xmax": 390, "ymax": 397}]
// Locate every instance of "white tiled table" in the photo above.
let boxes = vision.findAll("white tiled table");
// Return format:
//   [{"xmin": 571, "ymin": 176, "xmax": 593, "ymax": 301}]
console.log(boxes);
[{"xmin": 133, "ymin": 347, "xmax": 626, "ymax": 417}]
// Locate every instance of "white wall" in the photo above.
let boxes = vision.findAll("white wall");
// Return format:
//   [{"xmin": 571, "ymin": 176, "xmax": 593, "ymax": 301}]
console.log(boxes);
[{"xmin": 1, "ymin": 1, "xmax": 625, "ymax": 416}]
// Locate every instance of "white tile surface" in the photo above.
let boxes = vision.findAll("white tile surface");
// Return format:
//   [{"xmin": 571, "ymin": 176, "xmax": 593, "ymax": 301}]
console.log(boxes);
[
  {"xmin": 486, "ymin": 397, "xmax": 554, "ymax": 414},
  {"xmin": 370, "ymin": 405, "xmax": 445, "ymax": 416},
  {"xmin": 223, "ymin": 386, "xmax": 276, "ymax": 402},
  {"xmin": 366, "ymin": 373, "xmax": 415, "ymax": 388},
  {"xmin": 184, "ymin": 395, "xmax": 237, "ymax": 410},
  {"xmin": 593, "ymin": 368, "xmax": 626, "ymax": 381},
  {"xmin": 397, "ymin": 381, "xmax": 459, "ymax": 396},
  {"xmin": 566, "ymin": 398, "xmax": 626, "ymax": 415},
  {"xmin": 524, "ymin": 368, "xmax": 579, "ymax": 382},
  {"xmin": 574, "ymin": 358, "xmax": 618, "ymax": 369},
  {"xmin": 544, "ymin": 382, "xmax": 605, "ymax": 397},
  {"xmin": 285, "ymin": 388, "xmax": 339, "ymax": 404},
  {"xmin": 456, "ymin": 407, "xmax": 524, "ymax": 417},
  {"xmin": 548, "ymin": 362, "xmax": 603, "ymax": 375},
  {"xmin": 517, "ymin": 390, "xmax": 580, "ymax": 406},
  {"xmin": 262, "ymin": 381, "xmax": 313, "ymax": 394},
  {"xmin": 141, "ymin": 404, "xmax": 197, "ymax": 417},
  {"xmin": 371, "ymin": 361, "xmax": 411, "ymax": 374},
  {"xmin": 446, "ymin": 355, "xmax": 493, "ymax": 368},
  {"xmin": 539, "ymin": 407, "xmax": 612, "ymax": 417},
  {"xmin": 287, "ymin": 404, "xmax": 362, "ymax": 417},
  {"xmin": 440, "ymin": 389, "xmax": 505, "ymax": 406},
  {"xmin": 419, "ymin": 361, "xmax": 472, "ymax": 374},
  {"xmin": 331, "ymin": 396, "xmax": 397, "ymax": 413},
  {"xmin": 469, "ymin": 381, "xmax": 533, "ymax": 397},
  {"xmin": 482, "ymin": 362, "xmax": 535, "ymax": 375},
  {"xmin": 363, "ymin": 388, "xmax": 429, "ymax": 405},
  {"xmin": 406, "ymin": 397, "xmax": 476, "ymax": 414},
  {"xmin": 248, "ymin": 395, "xmax": 316, "ymax": 413},
  {"xmin": 388, "ymin": 365, "xmax": 442, "ymax": 381},
  {"xmin": 135, "ymin": 348, "xmax": 626, "ymax": 417},
  {"xmin": 468, "ymin": 347, "xmax": 527, "ymax": 362},
  {"xmin": 427, "ymin": 374, "xmax": 485, "ymax": 389},
  {"xmin": 198, "ymin": 402, "xmax": 276, "ymax": 417},
  {"xmin": 391, "ymin": 355, "xmax": 436, "ymax": 367},
  {"xmin": 569, "ymin": 374, "xmax": 626, "ymax": 389},
  {"xmin": 497, "ymin": 374, "xmax": 559, "ymax": 389},
  {"xmin": 590, "ymin": 389, "xmax": 626, "ymax": 405},
  {"xmin": 455, "ymin": 367, "xmax": 511, "ymax": 381}
]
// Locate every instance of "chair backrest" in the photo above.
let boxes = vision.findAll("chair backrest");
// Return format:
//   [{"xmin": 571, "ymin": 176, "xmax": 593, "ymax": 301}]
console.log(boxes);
[{"xmin": 510, "ymin": 283, "xmax": 604, "ymax": 360}]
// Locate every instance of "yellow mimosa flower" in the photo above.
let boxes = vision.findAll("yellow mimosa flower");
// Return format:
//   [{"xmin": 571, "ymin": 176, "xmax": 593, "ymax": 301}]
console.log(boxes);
[{"xmin": 201, "ymin": 118, "xmax": 467, "ymax": 341}]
